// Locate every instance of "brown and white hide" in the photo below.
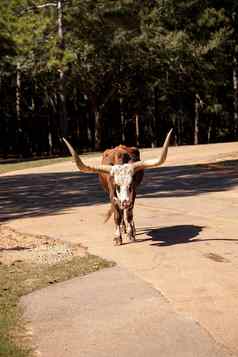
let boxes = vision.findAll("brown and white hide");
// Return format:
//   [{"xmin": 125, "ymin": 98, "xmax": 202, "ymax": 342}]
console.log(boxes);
[
  {"xmin": 99, "ymin": 145, "xmax": 144, "ymax": 245},
  {"xmin": 63, "ymin": 129, "xmax": 172, "ymax": 246}
]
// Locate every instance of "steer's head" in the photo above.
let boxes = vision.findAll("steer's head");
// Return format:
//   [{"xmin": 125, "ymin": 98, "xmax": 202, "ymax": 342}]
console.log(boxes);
[
  {"xmin": 110, "ymin": 164, "xmax": 134, "ymax": 209},
  {"xmin": 63, "ymin": 129, "xmax": 173, "ymax": 209}
]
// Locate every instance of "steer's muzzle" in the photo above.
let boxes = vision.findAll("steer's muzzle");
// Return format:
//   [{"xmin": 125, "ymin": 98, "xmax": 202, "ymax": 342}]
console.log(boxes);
[{"xmin": 122, "ymin": 199, "xmax": 130, "ymax": 209}]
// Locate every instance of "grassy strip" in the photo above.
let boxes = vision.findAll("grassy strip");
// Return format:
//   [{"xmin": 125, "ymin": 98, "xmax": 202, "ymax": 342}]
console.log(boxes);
[
  {"xmin": 0, "ymin": 150, "xmax": 103, "ymax": 175},
  {"xmin": 0, "ymin": 157, "xmax": 70, "ymax": 175},
  {"xmin": 0, "ymin": 255, "xmax": 114, "ymax": 357}
]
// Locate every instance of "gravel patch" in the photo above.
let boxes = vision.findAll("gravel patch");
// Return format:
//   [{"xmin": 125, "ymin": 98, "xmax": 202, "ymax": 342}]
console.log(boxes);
[{"xmin": 0, "ymin": 225, "xmax": 86, "ymax": 265}]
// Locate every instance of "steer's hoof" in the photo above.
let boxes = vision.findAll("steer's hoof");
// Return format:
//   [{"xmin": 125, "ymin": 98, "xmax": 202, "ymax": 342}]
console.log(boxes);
[
  {"xmin": 113, "ymin": 237, "xmax": 122, "ymax": 246},
  {"xmin": 127, "ymin": 234, "xmax": 136, "ymax": 243}
]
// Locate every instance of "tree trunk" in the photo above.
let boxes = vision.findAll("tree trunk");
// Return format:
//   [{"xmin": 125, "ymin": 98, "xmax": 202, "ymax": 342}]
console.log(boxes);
[
  {"xmin": 180, "ymin": 111, "xmax": 184, "ymax": 145},
  {"xmin": 120, "ymin": 97, "xmax": 125, "ymax": 144},
  {"xmin": 233, "ymin": 56, "xmax": 238, "ymax": 138},
  {"xmin": 177, "ymin": 114, "xmax": 183, "ymax": 145},
  {"xmin": 16, "ymin": 62, "xmax": 23, "ymax": 157},
  {"xmin": 194, "ymin": 94, "xmax": 200, "ymax": 145},
  {"xmin": 48, "ymin": 116, "xmax": 53, "ymax": 155},
  {"xmin": 207, "ymin": 118, "xmax": 213, "ymax": 143},
  {"xmin": 150, "ymin": 115, "xmax": 156, "ymax": 148},
  {"xmin": 94, "ymin": 109, "xmax": 102, "ymax": 150},
  {"xmin": 153, "ymin": 86, "xmax": 159, "ymax": 146},
  {"xmin": 16, "ymin": 62, "xmax": 21, "ymax": 130},
  {"xmin": 87, "ymin": 126, "xmax": 93, "ymax": 149},
  {"xmin": 172, "ymin": 114, "xmax": 177, "ymax": 146},
  {"xmin": 58, "ymin": 69, "xmax": 67, "ymax": 137},
  {"xmin": 135, "ymin": 113, "xmax": 140, "ymax": 146},
  {"xmin": 86, "ymin": 112, "xmax": 93, "ymax": 149},
  {"xmin": 57, "ymin": 0, "xmax": 68, "ymax": 138}
]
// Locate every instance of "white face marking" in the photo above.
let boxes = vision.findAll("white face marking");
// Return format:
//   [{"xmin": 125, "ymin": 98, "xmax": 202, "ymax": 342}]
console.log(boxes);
[{"xmin": 110, "ymin": 164, "xmax": 134, "ymax": 208}]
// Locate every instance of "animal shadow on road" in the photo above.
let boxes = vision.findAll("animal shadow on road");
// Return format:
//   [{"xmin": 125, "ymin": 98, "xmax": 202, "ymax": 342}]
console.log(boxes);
[{"xmin": 136, "ymin": 225, "xmax": 204, "ymax": 246}]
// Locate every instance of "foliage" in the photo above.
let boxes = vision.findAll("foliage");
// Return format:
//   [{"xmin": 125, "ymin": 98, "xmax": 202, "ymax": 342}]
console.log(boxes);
[{"xmin": 0, "ymin": 0, "xmax": 238, "ymax": 156}]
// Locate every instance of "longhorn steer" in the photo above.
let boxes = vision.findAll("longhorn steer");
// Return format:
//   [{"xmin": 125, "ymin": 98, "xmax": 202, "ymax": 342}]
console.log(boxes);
[{"xmin": 63, "ymin": 129, "xmax": 172, "ymax": 245}]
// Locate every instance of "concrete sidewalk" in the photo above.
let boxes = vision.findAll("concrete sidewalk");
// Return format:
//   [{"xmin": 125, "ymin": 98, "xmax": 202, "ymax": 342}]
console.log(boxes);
[{"xmin": 21, "ymin": 266, "xmax": 233, "ymax": 357}]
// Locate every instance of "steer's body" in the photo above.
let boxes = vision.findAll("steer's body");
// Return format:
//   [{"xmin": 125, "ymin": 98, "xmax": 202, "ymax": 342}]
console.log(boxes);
[
  {"xmin": 63, "ymin": 129, "xmax": 172, "ymax": 246},
  {"xmin": 99, "ymin": 145, "xmax": 144, "ymax": 244}
]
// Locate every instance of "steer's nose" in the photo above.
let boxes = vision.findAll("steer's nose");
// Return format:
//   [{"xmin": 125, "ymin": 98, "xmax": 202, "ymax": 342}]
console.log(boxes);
[{"xmin": 122, "ymin": 200, "xmax": 130, "ymax": 208}]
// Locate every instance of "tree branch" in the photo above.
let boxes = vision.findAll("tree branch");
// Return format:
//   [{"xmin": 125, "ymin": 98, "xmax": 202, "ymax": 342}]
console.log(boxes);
[
  {"xmin": 20, "ymin": 2, "xmax": 57, "ymax": 14},
  {"xmin": 34, "ymin": 3, "xmax": 57, "ymax": 8}
]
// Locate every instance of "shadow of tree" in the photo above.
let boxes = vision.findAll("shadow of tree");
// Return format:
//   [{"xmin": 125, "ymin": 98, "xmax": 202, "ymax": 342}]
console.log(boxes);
[
  {"xmin": 0, "ymin": 172, "xmax": 107, "ymax": 222},
  {"xmin": 138, "ymin": 159, "xmax": 238, "ymax": 198},
  {"xmin": 0, "ymin": 159, "xmax": 238, "ymax": 223}
]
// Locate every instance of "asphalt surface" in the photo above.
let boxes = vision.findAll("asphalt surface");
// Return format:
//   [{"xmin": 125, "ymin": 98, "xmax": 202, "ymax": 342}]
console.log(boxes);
[
  {"xmin": 21, "ymin": 266, "xmax": 232, "ymax": 357},
  {"xmin": 1, "ymin": 141, "xmax": 238, "ymax": 356}
]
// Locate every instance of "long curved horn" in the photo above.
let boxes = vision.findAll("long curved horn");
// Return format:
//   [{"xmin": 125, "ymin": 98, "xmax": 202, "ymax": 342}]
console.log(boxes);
[
  {"xmin": 132, "ymin": 129, "xmax": 173, "ymax": 172},
  {"xmin": 63, "ymin": 138, "xmax": 112, "ymax": 174}
]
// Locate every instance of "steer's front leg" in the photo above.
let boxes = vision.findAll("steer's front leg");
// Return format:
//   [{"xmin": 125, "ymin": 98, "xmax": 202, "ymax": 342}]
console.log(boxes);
[
  {"xmin": 124, "ymin": 208, "xmax": 136, "ymax": 242},
  {"xmin": 113, "ymin": 207, "xmax": 123, "ymax": 245}
]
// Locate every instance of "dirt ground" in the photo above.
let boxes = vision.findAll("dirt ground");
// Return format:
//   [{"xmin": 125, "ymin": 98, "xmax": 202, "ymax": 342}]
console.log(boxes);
[{"xmin": 0, "ymin": 225, "xmax": 86, "ymax": 266}]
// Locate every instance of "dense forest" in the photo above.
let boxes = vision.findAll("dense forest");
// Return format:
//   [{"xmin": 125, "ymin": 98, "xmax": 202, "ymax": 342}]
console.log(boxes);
[{"xmin": 0, "ymin": 0, "xmax": 237, "ymax": 157}]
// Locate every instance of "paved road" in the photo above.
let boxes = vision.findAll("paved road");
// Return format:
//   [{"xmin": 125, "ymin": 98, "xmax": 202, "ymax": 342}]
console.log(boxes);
[
  {"xmin": 21, "ymin": 266, "xmax": 232, "ymax": 357},
  {"xmin": 1, "ymin": 141, "xmax": 238, "ymax": 355}
]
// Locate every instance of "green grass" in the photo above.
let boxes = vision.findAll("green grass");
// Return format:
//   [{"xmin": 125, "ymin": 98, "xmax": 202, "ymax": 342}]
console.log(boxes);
[
  {"xmin": 0, "ymin": 255, "xmax": 114, "ymax": 357},
  {"xmin": 0, "ymin": 150, "xmax": 103, "ymax": 175},
  {"xmin": 0, "ymin": 157, "xmax": 70, "ymax": 175}
]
